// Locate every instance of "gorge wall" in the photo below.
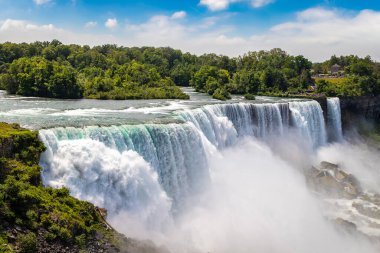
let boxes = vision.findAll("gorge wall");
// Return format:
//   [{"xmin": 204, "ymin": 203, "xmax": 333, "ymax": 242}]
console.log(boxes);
[{"xmin": 316, "ymin": 96, "xmax": 380, "ymax": 130}]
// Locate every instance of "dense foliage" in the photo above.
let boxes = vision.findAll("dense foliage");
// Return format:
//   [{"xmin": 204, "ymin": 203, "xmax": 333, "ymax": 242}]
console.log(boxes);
[
  {"xmin": 0, "ymin": 123, "xmax": 126, "ymax": 252},
  {"xmin": 0, "ymin": 41, "xmax": 379, "ymax": 100},
  {"xmin": 313, "ymin": 55, "xmax": 380, "ymax": 97},
  {"xmin": 0, "ymin": 41, "xmax": 189, "ymax": 100}
]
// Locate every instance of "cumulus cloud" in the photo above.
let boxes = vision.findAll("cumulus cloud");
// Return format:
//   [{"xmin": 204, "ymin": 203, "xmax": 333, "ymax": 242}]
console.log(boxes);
[
  {"xmin": 171, "ymin": 11, "xmax": 187, "ymax": 20},
  {"xmin": 1, "ymin": 7, "xmax": 380, "ymax": 61},
  {"xmin": 33, "ymin": 0, "xmax": 51, "ymax": 5},
  {"xmin": 105, "ymin": 18, "xmax": 118, "ymax": 29},
  {"xmin": 251, "ymin": 7, "xmax": 380, "ymax": 61},
  {"xmin": 120, "ymin": 8, "xmax": 380, "ymax": 61},
  {"xmin": 200, "ymin": 0, "xmax": 273, "ymax": 11}
]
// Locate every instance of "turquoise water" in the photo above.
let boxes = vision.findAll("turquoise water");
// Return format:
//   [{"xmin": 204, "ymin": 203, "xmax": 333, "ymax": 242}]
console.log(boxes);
[{"xmin": 0, "ymin": 88, "xmax": 304, "ymax": 129}]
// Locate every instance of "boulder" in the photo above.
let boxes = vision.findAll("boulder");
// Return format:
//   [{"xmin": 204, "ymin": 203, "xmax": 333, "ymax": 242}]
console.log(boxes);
[
  {"xmin": 307, "ymin": 161, "xmax": 361, "ymax": 198},
  {"xmin": 335, "ymin": 218, "xmax": 357, "ymax": 232}
]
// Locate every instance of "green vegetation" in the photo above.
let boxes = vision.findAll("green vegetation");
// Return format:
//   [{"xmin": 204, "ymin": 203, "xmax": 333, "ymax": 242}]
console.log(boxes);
[
  {"xmin": 244, "ymin": 94, "xmax": 256, "ymax": 100},
  {"xmin": 0, "ymin": 123, "xmax": 130, "ymax": 252},
  {"xmin": 314, "ymin": 77, "xmax": 348, "ymax": 86},
  {"xmin": 190, "ymin": 49, "xmax": 313, "ymax": 100},
  {"xmin": 0, "ymin": 41, "xmax": 188, "ymax": 100},
  {"xmin": 0, "ymin": 41, "xmax": 379, "ymax": 100},
  {"xmin": 314, "ymin": 55, "xmax": 380, "ymax": 97}
]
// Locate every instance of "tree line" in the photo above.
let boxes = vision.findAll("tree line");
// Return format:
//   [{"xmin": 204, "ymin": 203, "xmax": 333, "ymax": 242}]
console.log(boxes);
[
  {"xmin": 313, "ymin": 55, "xmax": 380, "ymax": 97},
  {"xmin": 0, "ymin": 40, "xmax": 379, "ymax": 100}
]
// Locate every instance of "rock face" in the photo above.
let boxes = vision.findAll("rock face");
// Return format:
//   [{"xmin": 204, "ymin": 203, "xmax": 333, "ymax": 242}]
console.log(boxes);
[
  {"xmin": 340, "ymin": 96, "xmax": 380, "ymax": 120},
  {"xmin": 307, "ymin": 161, "xmax": 361, "ymax": 199},
  {"xmin": 308, "ymin": 161, "xmax": 380, "ymax": 239},
  {"xmin": 314, "ymin": 96, "xmax": 380, "ymax": 132},
  {"xmin": 338, "ymin": 96, "xmax": 380, "ymax": 131}
]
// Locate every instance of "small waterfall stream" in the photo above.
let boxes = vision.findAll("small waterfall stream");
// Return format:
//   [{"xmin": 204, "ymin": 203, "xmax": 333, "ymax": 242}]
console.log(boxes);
[{"xmin": 327, "ymin": 97, "xmax": 344, "ymax": 142}]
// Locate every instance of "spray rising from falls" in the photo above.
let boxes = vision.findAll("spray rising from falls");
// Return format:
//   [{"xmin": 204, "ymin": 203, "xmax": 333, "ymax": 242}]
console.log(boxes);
[{"xmin": 38, "ymin": 99, "xmax": 354, "ymax": 251}]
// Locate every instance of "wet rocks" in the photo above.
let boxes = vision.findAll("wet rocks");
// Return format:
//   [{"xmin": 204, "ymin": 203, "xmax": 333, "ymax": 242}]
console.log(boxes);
[
  {"xmin": 308, "ymin": 161, "xmax": 380, "ymax": 239},
  {"xmin": 307, "ymin": 161, "xmax": 361, "ymax": 198},
  {"xmin": 335, "ymin": 218, "xmax": 357, "ymax": 232}
]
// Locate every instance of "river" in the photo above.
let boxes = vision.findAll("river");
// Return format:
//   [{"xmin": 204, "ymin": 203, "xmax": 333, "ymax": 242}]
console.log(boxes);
[{"xmin": 1, "ymin": 88, "xmax": 379, "ymax": 253}]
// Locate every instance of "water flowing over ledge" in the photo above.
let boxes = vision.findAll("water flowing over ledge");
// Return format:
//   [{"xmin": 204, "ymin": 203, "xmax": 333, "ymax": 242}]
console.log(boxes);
[
  {"xmin": 39, "ymin": 99, "xmax": 339, "ymax": 216},
  {"xmin": 327, "ymin": 97, "xmax": 343, "ymax": 142}
]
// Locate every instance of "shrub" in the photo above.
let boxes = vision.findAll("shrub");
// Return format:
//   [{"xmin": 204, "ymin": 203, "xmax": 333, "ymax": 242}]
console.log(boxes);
[
  {"xmin": 18, "ymin": 232, "xmax": 37, "ymax": 253},
  {"xmin": 244, "ymin": 94, "xmax": 256, "ymax": 100},
  {"xmin": 212, "ymin": 87, "xmax": 231, "ymax": 101}
]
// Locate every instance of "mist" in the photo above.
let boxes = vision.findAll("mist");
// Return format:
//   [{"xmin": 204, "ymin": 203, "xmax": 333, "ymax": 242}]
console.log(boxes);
[
  {"xmin": 110, "ymin": 137, "xmax": 379, "ymax": 253},
  {"xmin": 317, "ymin": 141, "xmax": 380, "ymax": 194}
]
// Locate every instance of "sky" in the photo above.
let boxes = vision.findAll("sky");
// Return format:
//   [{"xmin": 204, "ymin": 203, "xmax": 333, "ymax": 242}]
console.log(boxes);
[{"xmin": 0, "ymin": 0, "xmax": 380, "ymax": 61}]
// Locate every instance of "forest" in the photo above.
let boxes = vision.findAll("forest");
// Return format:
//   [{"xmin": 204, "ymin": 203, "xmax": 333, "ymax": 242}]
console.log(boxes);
[{"xmin": 0, "ymin": 40, "xmax": 379, "ymax": 100}]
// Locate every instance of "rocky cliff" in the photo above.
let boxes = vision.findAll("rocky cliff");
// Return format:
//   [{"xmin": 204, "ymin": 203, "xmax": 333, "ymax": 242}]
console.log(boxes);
[
  {"xmin": 314, "ymin": 96, "xmax": 380, "ymax": 131},
  {"xmin": 339, "ymin": 96, "xmax": 380, "ymax": 130},
  {"xmin": 340, "ymin": 96, "xmax": 380, "ymax": 118}
]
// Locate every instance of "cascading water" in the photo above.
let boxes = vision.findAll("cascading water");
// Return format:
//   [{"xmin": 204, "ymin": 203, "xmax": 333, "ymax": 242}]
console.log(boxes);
[
  {"xmin": 178, "ymin": 102, "xmax": 290, "ymax": 147},
  {"xmin": 327, "ymin": 97, "xmax": 344, "ymax": 142},
  {"xmin": 38, "ymin": 99, "xmax": 356, "ymax": 252},
  {"xmin": 39, "ymin": 123, "xmax": 210, "ymax": 215},
  {"xmin": 39, "ymin": 100, "xmax": 334, "ymax": 215},
  {"xmin": 289, "ymin": 100, "xmax": 327, "ymax": 148}
]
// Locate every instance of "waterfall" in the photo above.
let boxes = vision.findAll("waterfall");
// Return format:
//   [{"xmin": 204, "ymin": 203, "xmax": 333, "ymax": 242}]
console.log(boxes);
[
  {"xmin": 39, "ymin": 100, "xmax": 334, "ymax": 227},
  {"xmin": 39, "ymin": 123, "xmax": 210, "ymax": 216},
  {"xmin": 178, "ymin": 103, "xmax": 289, "ymax": 147},
  {"xmin": 289, "ymin": 100, "xmax": 327, "ymax": 148},
  {"xmin": 327, "ymin": 97, "xmax": 344, "ymax": 142}
]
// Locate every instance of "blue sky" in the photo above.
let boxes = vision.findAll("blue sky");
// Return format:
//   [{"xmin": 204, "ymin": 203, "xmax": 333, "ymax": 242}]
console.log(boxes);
[{"xmin": 0, "ymin": 0, "xmax": 380, "ymax": 61}]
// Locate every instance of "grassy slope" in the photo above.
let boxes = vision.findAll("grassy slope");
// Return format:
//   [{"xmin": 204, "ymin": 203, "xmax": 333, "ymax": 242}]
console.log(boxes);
[{"xmin": 314, "ymin": 77, "xmax": 349, "ymax": 87}]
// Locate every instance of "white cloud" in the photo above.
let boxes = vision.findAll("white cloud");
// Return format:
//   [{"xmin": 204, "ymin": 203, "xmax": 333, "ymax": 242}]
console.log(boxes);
[
  {"xmin": 200, "ymin": 0, "xmax": 273, "ymax": 11},
  {"xmin": 0, "ymin": 19, "xmax": 56, "ymax": 32},
  {"xmin": 105, "ymin": 18, "xmax": 118, "ymax": 29},
  {"xmin": 84, "ymin": 21, "xmax": 97, "ymax": 28},
  {"xmin": 251, "ymin": 0, "xmax": 273, "ymax": 8},
  {"xmin": 1, "ymin": 8, "xmax": 380, "ymax": 61},
  {"xmin": 200, "ymin": 0, "xmax": 235, "ymax": 11},
  {"xmin": 171, "ymin": 11, "xmax": 187, "ymax": 20},
  {"xmin": 296, "ymin": 7, "xmax": 337, "ymax": 21},
  {"xmin": 0, "ymin": 19, "xmax": 118, "ymax": 45},
  {"xmin": 121, "ymin": 8, "xmax": 380, "ymax": 61},
  {"xmin": 250, "ymin": 8, "xmax": 380, "ymax": 61},
  {"xmin": 33, "ymin": 0, "xmax": 51, "ymax": 5}
]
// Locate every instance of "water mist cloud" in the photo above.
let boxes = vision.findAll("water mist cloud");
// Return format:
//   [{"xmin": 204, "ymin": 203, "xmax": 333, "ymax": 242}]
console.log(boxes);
[{"xmin": 113, "ymin": 138, "xmax": 379, "ymax": 253}]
